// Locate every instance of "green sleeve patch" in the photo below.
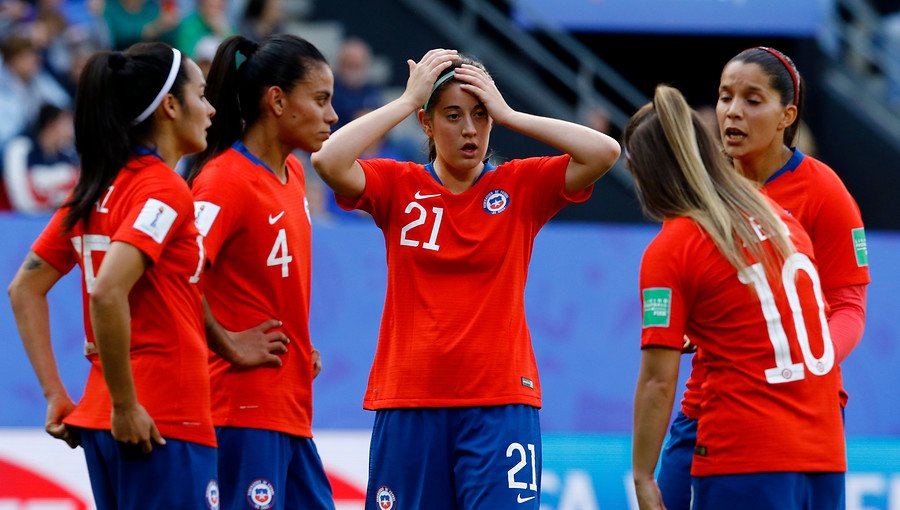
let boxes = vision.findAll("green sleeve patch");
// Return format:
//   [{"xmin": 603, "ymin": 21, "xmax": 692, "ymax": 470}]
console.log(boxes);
[
  {"xmin": 642, "ymin": 288, "xmax": 672, "ymax": 328},
  {"xmin": 852, "ymin": 228, "xmax": 868, "ymax": 267}
]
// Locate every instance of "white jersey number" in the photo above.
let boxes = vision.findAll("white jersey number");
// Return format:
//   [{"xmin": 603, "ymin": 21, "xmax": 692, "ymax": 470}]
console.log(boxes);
[
  {"xmin": 506, "ymin": 442, "xmax": 538, "ymax": 491},
  {"xmin": 738, "ymin": 252, "xmax": 834, "ymax": 384},
  {"xmin": 399, "ymin": 202, "xmax": 444, "ymax": 251},
  {"xmin": 267, "ymin": 228, "xmax": 293, "ymax": 277}
]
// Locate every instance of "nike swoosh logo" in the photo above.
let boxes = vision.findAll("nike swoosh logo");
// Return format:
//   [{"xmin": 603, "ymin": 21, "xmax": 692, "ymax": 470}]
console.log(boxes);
[
  {"xmin": 414, "ymin": 191, "xmax": 441, "ymax": 199},
  {"xmin": 517, "ymin": 494, "xmax": 535, "ymax": 503},
  {"xmin": 268, "ymin": 211, "xmax": 285, "ymax": 224}
]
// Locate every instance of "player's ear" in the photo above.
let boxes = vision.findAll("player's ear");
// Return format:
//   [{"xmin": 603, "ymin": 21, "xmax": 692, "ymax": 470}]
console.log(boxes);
[
  {"xmin": 418, "ymin": 109, "xmax": 433, "ymax": 137},
  {"xmin": 266, "ymin": 86, "xmax": 285, "ymax": 116},
  {"xmin": 778, "ymin": 104, "xmax": 798, "ymax": 131}
]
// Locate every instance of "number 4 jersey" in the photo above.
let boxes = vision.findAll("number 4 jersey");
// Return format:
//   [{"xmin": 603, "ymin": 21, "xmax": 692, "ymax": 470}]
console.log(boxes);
[
  {"xmin": 191, "ymin": 142, "xmax": 315, "ymax": 438},
  {"xmin": 336, "ymin": 155, "xmax": 591, "ymax": 410},
  {"xmin": 639, "ymin": 203, "xmax": 845, "ymax": 476},
  {"xmin": 32, "ymin": 154, "xmax": 214, "ymax": 447}
]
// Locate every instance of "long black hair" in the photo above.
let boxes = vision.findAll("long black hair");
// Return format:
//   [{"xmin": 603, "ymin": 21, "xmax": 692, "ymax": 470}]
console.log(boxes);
[
  {"xmin": 62, "ymin": 42, "xmax": 187, "ymax": 231},
  {"xmin": 186, "ymin": 33, "xmax": 327, "ymax": 185}
]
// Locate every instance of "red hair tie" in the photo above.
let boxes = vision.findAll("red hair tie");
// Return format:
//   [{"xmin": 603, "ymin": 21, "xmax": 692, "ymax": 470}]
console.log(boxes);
[{"xmin": 754, "ymin": 46, "xmax": 799, "ymax": 106}]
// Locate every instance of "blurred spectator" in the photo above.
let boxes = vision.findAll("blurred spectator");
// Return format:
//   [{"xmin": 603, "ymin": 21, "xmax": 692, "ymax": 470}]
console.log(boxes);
[
  {"xmin": 193, "ymin": 33, "xmax": 221, "ymax": 77},
  {"xmin": 873, "ymin": 0, "xmax": 900, "ymax": 105},
  {"xmin": 238, "ymin": 0, "xmax": 284, "ymax": 42},
  {"xmin": 2, "ymin": 103, "xmax": 79, "ymax": 213},
  {"xmin": 0, "ymin": 0, "xmax": 34, "ymax": 35},
  {"xmin": 695, "ymin": 104, "xmax": 719, "ymax": 140},
  {"xmin": 104, "ymin": 0, "xmax": 179, "ymax": 50},
  {"xmin": 0, "ymin": 36, "xmax": 70, "ymax": 147},
  {"xmin": 175, "ymin": 0, "xmax": 234, "ymax": 59},
  {"xmin": 332, "ymin": 37, "xmax": 383, "ymax": 131},
  {"xmin": 579, "ymin": 104, "xmax": 621, "ymax": 142}
]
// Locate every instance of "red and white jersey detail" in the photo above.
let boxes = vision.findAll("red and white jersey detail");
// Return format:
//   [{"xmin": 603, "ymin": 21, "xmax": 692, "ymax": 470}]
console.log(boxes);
[
  {"xmin": 192, "ymin": 145, "xmax": 314, "ymax": 437},
  {"xmin": 640, "ymin": 205, "xmax": 845, "ymax": 475},
  {"xmin": 32, "ymin": 154, "xmax": 214, "ymax": 447},
  {"xmin": 336, "ymin": 155, "xmax": 591, "ymax": 409}
]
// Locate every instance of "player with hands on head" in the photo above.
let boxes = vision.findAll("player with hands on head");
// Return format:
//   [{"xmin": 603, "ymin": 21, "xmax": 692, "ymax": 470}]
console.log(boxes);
[
  {"xmin": 8, "ymin": 41, "xmax": 221, "ymax": 509},
  {"xmin": 186, "ymin": 33, "xmax": 337, "ymax": 510},
  {"xmin": 628, "ymin": 84, "xmax": 845, "ymax": 510},
  {"xmin": 654, "ymin": 47, "xmax": 870, "ymax": 510},
  {"xmin": 312, "ymin": 49, "xmax": 620, "ymax": 509}
]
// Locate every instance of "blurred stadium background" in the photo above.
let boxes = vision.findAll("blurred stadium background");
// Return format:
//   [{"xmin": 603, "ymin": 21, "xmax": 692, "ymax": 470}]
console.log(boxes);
[{"xmin": 1, "ymin": 0, "xmax": 899, "ymax": 508}]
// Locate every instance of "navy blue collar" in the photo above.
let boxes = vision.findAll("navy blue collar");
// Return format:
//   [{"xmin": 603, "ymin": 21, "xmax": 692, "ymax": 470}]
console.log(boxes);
[
  {"xmin": 133, "ymin": 146, "xmax": 162, "ymax": 159},
  {"xmin": 424, "ymin": 160, "xmax": 496, "ymax": 186},
  {"xmin": 764, "ymin": 147, "xmax": 805, "ymax": 184},
  {"xmin": 233, "ymin": 140, "xmax": 277, "ymax": 175}
]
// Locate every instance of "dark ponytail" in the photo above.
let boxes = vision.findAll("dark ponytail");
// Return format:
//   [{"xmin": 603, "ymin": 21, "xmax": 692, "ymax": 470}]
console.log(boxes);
[
  {"xmin": 187, "ymin": 33, "xmax": 327, "ymax": 185},
  {"xmin": 63, "ymin": 42, "xmax": 187, "ymax": 231}
]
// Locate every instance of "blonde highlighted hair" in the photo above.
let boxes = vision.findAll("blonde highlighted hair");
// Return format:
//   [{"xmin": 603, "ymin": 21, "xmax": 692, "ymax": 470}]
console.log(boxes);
[{"xmin": 623, "ymin": 85, "xmax": 794, "ymax": 273}]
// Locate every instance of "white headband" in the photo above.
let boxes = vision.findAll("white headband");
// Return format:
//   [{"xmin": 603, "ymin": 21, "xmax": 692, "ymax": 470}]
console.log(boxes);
[{"xmin": 132, "ymin": 48, "xmax": 182, "ymax": 125}]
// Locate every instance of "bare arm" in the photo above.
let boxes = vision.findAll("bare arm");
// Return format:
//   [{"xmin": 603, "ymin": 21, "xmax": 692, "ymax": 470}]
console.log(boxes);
[
  {"xmin": 452, "ymin": 64, "xmax": 621, "ymax": 193},
  {"xmin": 8, "ymin": 252, "xmax": 79, "ymax": 448},
  {"xmin": 89, "ymin": 241, "xmax": 164, "ymax": 453},
  {"xmin": 633, "ymin": 347, "xmax": 681, "ymax": 510},
  {"xmin": 312, "ymin": 48, "xmax": 458, "ymax": 198},
  {"xmin": 202, "ymin": 296, "xmax": 289, "ymax": 367}
]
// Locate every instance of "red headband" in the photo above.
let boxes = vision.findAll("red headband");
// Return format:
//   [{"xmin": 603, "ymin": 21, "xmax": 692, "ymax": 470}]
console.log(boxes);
[{"xmin": 753, "ymin": 46, "xmax": 799, "ymax": 106}]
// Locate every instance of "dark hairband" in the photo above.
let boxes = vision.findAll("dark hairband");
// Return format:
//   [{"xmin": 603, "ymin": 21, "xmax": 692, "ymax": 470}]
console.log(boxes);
[
  {"xmin": 754, "ymin": 46, "xmax": 799, "ymax": 106},
  {"xmin": 238, "ymin": 39, "xmax": 259, "ymax": 58}
]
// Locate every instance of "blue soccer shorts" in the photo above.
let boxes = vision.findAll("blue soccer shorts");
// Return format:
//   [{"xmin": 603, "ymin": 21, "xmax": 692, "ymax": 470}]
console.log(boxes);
[
  {"xmin": 79, "ymin": 427, "xmax": 219, "ymax": 510},
  {"xmin": 692, "ymin": 471, "xmax": 845, "ymax": 510},
  {"xmin": 215, "ymin": 427, "xmax": 334, "ymax": 510},
  {"xmin": 366, "ymin": 405, "xmax": 541, "ymax": 510},
  {"xmin": 656, "ymin": 411, "xmax": 697, "ymax": 510}
]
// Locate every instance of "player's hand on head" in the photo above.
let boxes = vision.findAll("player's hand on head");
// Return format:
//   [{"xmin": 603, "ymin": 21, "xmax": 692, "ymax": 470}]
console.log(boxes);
[
  {"xmin": 453, "ymin": 64, "xmax": 513, "ymax": 125},
  {"xmin": 110, "ymin": 402, "xmax": 166, "ymax": 454},
  {"xmin": 404, "ymin": 48, "xmax": 458, "ymax": 108},
  {"xmin": 230, "ymin": 319, "xmax": 290, "ymax": 368}
]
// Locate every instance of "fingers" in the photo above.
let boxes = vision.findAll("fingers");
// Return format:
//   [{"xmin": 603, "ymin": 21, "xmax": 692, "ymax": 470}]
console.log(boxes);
[
  {"xmin": 256, "ymin": 319, "xmax": 282, "ymax": 332},
  {"xmin": 143, "ymin": 423, "xmax": 166, "ymax": 454},
  {"xmin": 46, "ymin": 422, "xmax": 79, "ymax": 448}
]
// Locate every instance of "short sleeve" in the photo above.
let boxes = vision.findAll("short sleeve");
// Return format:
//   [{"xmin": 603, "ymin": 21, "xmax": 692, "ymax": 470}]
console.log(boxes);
[
  {"xmin": 804, "ymin": 170, "xmax": 869, "ymax": 290},
  {"xmin": 112, "ymin": 181, "xmax": 191, "ymax": 264},
  {"xmin": 32, "ymin": 208, "xmax": 77, "ymax": 274},
  {"xmin": 520, "ymin": 155, "xmax": 592, "ymax": 226},
  {"xmin": 191, "ymin": 167, "xmax": 247, "ymax": 265},
  {"xmin": 639, "ymin": 226, "xmax": 689, "ymax": 350},
  {"xmin": 334, "ymin": 158, "xmax": 399, "ymax": 228}
]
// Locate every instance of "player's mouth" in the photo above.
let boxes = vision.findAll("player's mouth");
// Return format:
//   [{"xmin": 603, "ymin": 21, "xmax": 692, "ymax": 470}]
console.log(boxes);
[
  {"xmin": 723, "ymin": 127, "xmax": 747, "ymax": 144},
  {"xmin": 460, "ymin": 143, "xmax": 478, "ymax": 156}
]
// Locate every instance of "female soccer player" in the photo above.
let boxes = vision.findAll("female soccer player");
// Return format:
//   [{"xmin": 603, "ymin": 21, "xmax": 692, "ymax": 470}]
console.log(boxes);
[
  {"xmin": 186, "ymin": 33, "xmax": 337, "ymax": 510},
  {"xmin": 656, "ymin": 47, "xmax": 870, "ymax": 510},
  {"xmin": 312, "ymin": 49, "xmax": 620, "ymax": 509},
  {"xmin": 8, "ymin": 42, "xmax": 219, "ymax": 508},
  {"xmin": 629, "ymin": 84, "xmax": 845, "ymax": 510}
]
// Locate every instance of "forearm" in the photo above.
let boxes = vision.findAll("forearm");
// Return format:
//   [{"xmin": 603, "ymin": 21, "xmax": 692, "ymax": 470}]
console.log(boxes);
[
  {"xmin": 632, "ymin": 350, "xmax": 680, "ymax": 482},
  {"xmin": 10, "ymin": 289, "xmax": 68, "ymax": 400},
  {"xmin": 312, "ymin": 95, "xmax": 418, "ymax": 193},
  {"xmin": 90, "ymin": 289, "xmax": 138, "ymax": 408},
  {"xmin": 501, "ymin": 111, "xmax": 617, "ymax": 167},
  {"xmin": 203, "ymin": 296, "xmax": 237, "ymax": 361},
  {"xmin": 826, "ymin": 284, "xmax": 867, "ymax": 363}
]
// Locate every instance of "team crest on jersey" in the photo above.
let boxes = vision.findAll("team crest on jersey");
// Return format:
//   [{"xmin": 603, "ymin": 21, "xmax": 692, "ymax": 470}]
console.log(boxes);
[
  {"xmin": 246, "ymin": 479, "xmax": 275, "ymax": 509},
  {"xmin": 483, "ymin": 189, "xmax": 510, "ymax": 214},
  {"xmin": 205, "ymin": 480, "xmax": 220, "ymax": 510},
  {"xmin": 375, "ymin": 486, "xmax": 396, "ymax": 510}
]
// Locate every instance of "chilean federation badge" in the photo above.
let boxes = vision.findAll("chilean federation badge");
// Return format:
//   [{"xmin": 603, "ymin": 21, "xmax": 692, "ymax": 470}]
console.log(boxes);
[
  {"xmin": 246, "ymin": 479, "xmax": 275, "ymax": 510},
  {"xmin": 483, "ymin": 189, "xmax": 510, "ymax": 214},
  {"xmin": 375, "ymin": 486, "xmax": 396, "ymax": 510},
  {"xmin": 205, "ymin": 480, "xmax": 220, "ymax": 510}
]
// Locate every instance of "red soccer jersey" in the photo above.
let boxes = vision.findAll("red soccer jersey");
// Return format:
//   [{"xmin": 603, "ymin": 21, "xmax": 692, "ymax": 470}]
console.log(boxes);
[
  {"xmin": 336, "ymin": 155, "xmax": 590, "ymax": 409},
  {"xmin": 32, "ymin": 154, "xmax": 214, "ymax": 447},
  {"xmin": 680, "ymin": 150, "xmax": 870, "ymax": 417},
  {"xmin": 192, "ymin": 144, "xmax": 315, "ymax": 437},
  {"xmin": 640, "ymin": 206, "xmax": 845, "ymax": 476}
]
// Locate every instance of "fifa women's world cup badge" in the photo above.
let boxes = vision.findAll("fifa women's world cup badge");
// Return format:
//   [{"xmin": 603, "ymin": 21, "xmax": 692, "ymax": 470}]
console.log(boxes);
[
  {"xmin": 482, "ymin": 189, "xmax": 510, "ymax": 214},
  {"xmin": 247, "ymin": 479, "xmax": 276, "ymax": 509},
  {"xmin": 375, "ymin": 486, "xmax": 396, "ymax": 509}
]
